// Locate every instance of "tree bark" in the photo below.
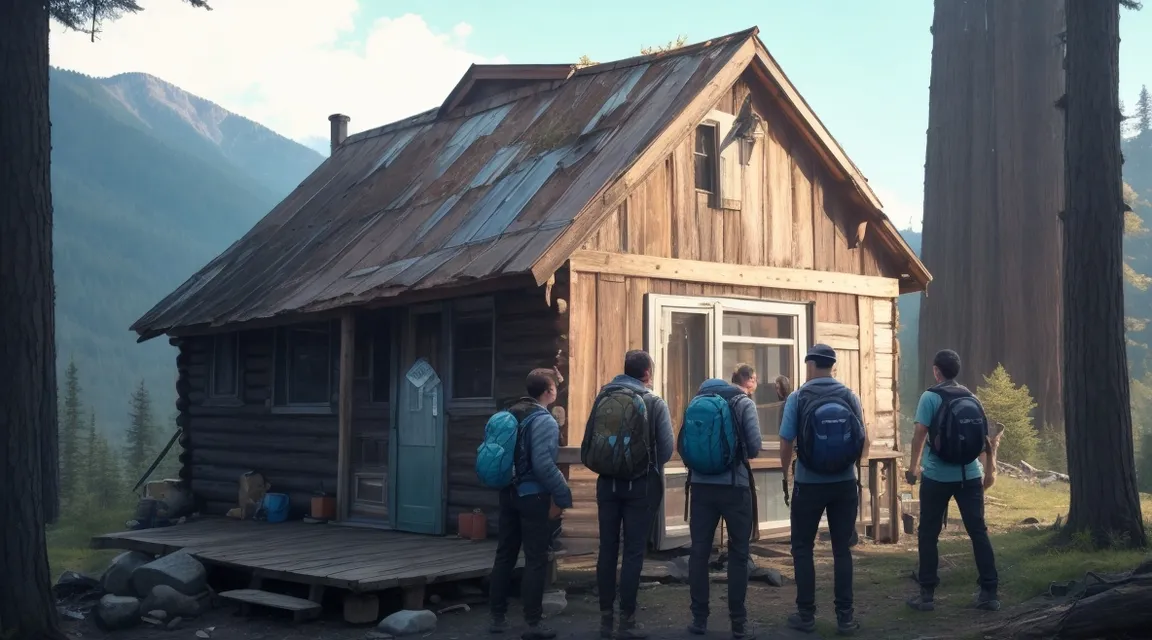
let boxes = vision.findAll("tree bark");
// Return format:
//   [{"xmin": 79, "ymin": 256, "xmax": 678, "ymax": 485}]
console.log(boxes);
[
  {"xmin": 919, "ymin": 0, "xmax": 1066, "ymax": 429},
  {"xmin": 0, "ymin": 0, "xmax": 63, "ymax": 638},
  {"xmin": 1062, "ymin": 0, "xmax": 1147, "ymax": 548}
]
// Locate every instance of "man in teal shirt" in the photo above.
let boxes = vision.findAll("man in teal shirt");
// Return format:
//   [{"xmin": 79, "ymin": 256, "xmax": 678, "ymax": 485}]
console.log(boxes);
[{"xmin": 907, "ymin": 349, "xmax": 1000, "ymax": 613}]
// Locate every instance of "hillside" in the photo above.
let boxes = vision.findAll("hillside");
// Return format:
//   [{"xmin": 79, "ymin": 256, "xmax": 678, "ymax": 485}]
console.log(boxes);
[{"xmin": 50, "ymin": 68, "xmax": 323, "ymax": 432}]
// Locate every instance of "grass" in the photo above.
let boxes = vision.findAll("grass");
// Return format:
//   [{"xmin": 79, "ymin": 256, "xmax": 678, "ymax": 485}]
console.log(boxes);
[{"xmin": 47, "ymin": 503, "xmax": 135, "ymax": 579}]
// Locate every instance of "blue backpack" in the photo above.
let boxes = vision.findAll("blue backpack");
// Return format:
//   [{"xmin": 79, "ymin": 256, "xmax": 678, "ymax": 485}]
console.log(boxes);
[
  {"xmin": 796, "ymin": 385, "xmax": 866, "ymax": 475},
  {"xmin": 475, "ymin": 407, "xmax": 546, "ymax": 488},
  {"xmin": 678, "ymin": 392, "xmax": 742, "ymax": 476}
]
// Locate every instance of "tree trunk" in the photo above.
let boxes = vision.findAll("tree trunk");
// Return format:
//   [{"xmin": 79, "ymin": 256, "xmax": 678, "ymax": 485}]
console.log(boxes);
[
  {"xmin": 0, "ymin": 0, "xmax": 63, "ymax": 638},
  {"xmin": 919, "ymin": 0, "xmax": 1066, "ymax": 428},
  {"xmin": 1061, "ymin": 0, "xmax": 1147, "ymax": 548}
]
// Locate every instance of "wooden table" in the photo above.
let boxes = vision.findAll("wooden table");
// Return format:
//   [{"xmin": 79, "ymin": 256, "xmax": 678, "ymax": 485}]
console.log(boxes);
[{"xmin": 863, "ymin": 449, "xmax": 903, "ymax": 544}]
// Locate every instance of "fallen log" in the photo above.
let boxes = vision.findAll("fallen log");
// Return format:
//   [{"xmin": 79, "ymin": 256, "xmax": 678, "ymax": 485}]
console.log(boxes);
[
  {"xmin": 996, "ymin": 571, "xmax": 1152, "ymax": 639},
  {"xmin": 1018, "ymin": 460, "xmax": 1070, "ymax": 483}
]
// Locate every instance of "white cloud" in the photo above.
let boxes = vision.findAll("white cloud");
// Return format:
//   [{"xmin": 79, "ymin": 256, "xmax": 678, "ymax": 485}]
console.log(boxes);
[
  {"xmin": 873, "ymin": 185, "xmax": 923, "ymax": 233},
  {"xmin": 49, "ymin": 2, "xmax": 508, "ymax": 145}
]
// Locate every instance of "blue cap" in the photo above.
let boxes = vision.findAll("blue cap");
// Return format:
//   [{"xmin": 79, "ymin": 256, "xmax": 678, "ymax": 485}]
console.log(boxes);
[{"xmin": 805, "ymin": 343, "xmax": 837, "ymax": 364}]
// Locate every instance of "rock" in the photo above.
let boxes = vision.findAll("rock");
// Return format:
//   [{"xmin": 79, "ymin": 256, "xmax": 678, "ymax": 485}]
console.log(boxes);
[
  {"xmin": 141, "ymin": 616, "xmax": 163, "ymax": 625},
  {"xmin": 750, "ymin": 566, "xmax": 785, "ymax": 587},
  {"xmin": 102, "ymin": 551, "xmax": 154, "ymax": 597},
  {"xmin": 54, "ymin": 570, "xmax": 102, "ymax": 600},
  {"xmin": 1021, "ymin": 517, "xmax": 1041, "ymax": 525},
  {"xmin": 141, "ymin": 584, "xmax": 204, "ymax": 618},
  {"xmin": 458, "ymin": 583, "xmax": 485, "ymax": 597},
  {"xmin": 95, "ymin": 595, "xmax": 141, "ymax": 630},
  {"xmin": 132, "ymin": 551, "xmax": 207, "ymax": 597},
  {"xmin": 638, "ymin": 582, "xmax": 659, "ymax": 590},
  {"xmin": 167, "ymin": 616, "xmax": 183, "ymax": 630},
  {"xmin": 541, "ymin": 590, "xmax": 567, "ymax": 616},
  {"xmin": 1134, "ymin": 559, "xmax": 1152, "ymax": 575},
  {"xmin": 377, "ymin": 610, "xmax": 437, "ymax": 636},
  {"xmin": 147, "ymin": 609, "xmax": 168, "ymax": 621},
  {"xmin": 365, "ymin": 632, "xmax": 394, "ymax": 640}
]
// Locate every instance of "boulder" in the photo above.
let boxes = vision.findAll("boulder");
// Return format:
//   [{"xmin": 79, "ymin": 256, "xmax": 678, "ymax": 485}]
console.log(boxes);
[
  {"xmin": 141, "ymin": 584, "xmax": 205, "ymax": 618},
  {"xmin": 749, "ymin": 566, "xmax": 784, "ymax": 587},
  {"xmin": 377, "ymin": 610, "xmax": 437, "ymax": 636},
  {"xmin": 102, "ymin": 551, "xmax": 154, "ymax": 597},
  {"xmin": 541, "ymin": 590, "xmax": 567, "ymax": 616},
  {"xmin": 132, "ymin": 550, "xmax": 207, "ymax": 597},
  {"xmin": 54, "ymin": 570, "xmax": 101, "ymax": 600},
  {"xmin": 95, "ymin": 595, "xmax": 140, "ymax": 630}
]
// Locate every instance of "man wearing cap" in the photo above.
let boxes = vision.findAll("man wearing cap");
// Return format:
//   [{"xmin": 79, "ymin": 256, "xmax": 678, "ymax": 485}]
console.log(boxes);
[{"xmin": 778, "ymin": 344, "xmax": 868, "ymax": 635}]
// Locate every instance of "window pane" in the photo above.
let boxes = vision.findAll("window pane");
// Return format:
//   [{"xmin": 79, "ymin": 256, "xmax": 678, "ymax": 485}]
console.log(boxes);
[
  {"xmin": 370, "ymin": 319, "xmax": 392, "ymax": 403},
  {"xmin": 355, "ymin": 476, "xmax": 386, "ymax": 504},
  {"xmin": 664, "ymin": 312, "xmax": 710, "ymax": 441},
  {"xmin": 722, "ymin": 342, "xmax": 794, "ymax": 439},
  {"xmin": 358, "ymin": 436, "xmax": 387, "ymax": 467},
  {"xmin": 452, "ymin": 315, "xmax": 493, "ymax": 398},
  {"xmin": 694, "ymin": 125, "xmax": 716, "ymax": 192},
  {"xmin": 751, "ymin": 469, "xmax": 791, "ymax": 524},
  {"xmin": 211, "ymin": 334, "xmax": 238, "ymax": 396},
  {"xmin": 722, "ymin": 313, "xmax": 794, "ymax": 340},
  {"xmin": 288, "ymin": 326, "xmax": 330, "ymax": 404},
  {"xmin": 663, "ymin": 473, "xmax": 687, "ymax": 527}
]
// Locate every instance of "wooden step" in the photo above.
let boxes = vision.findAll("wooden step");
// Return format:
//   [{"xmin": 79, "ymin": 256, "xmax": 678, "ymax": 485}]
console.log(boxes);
[{"xmin": 219, "ymin": 589, "xmax": 322, "ymax": 623}]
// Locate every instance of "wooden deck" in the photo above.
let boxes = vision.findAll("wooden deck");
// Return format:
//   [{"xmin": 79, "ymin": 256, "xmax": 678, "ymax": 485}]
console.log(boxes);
[{"xmin": 92, "ymin": 518, "xmax": 505, "ymax": 593}]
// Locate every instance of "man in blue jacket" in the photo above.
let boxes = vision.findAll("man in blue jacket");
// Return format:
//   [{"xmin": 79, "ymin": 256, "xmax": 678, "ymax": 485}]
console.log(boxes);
[
  {"xmin": 779, "ymin": 344, "xmax": 867, "ymax": 635},
  {"xmin": 685, "ymin": 377, "xmax": 761, "ymax": 640},
  {"xmin": 488, "ymin": 368, "xmax": 573, "ymax": 640},
  {"xmin": 590, "ymin": 350, "xmax": 675, "ymax": 639}
]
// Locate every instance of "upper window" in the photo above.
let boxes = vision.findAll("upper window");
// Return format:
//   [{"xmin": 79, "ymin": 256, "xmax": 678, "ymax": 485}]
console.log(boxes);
[
  {"xmin": 694, "ymin": 123, "xmax": 718, "ymax": 193},
  {"xmin": 451, "ymin": 302, "xmax": 494, "ymax": 400},
  {"xmin": 209, "ymin": 333, "xmax": 240, "ymax": 398},
  {"xmin": 274, "ymin": 321, "xmax": 337, "ymax": 407}
]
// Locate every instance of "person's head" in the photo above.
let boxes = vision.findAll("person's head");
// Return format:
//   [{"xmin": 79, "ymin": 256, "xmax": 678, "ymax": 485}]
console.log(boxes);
[
  {"xmin": 731, "ymin": 363, "xmax": 758, "ymax": 396},
  {"xmin": 623, "ymin": 349, "xmax": 654, "ymax": 387},
  {"xmin": 774, "ymin": 375, "xmax": 792, "ymax": 401},
  {"xmin": 804, "ymin": 344, "xmax": 837, "ymax": 379},
  {"xmin": 932, "ymin": 349, "xmax": 961, "ymax": 382},
  {"xmin": 525, "ymin": 368, "xmax": 559, "ymax": 406}
]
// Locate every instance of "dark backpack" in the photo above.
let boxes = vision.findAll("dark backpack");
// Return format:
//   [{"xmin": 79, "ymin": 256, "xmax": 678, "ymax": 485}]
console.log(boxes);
[
  {"xmin": 927, "ymin": 383, "xmax": 989, "ymax": 467},
  {"xmin": 795, "ymin": 385, "xmax": 866, "ymax": 474},
  {"xmin": 580, "ymin": 384, "xmax": 652, "ymax": 480}
]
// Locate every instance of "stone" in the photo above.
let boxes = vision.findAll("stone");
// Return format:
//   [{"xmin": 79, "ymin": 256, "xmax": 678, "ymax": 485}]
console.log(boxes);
[
  {"xmin": 141, "ymin": 616, "xmax": 164, "ymax": 626},
  {"xmin": 141, "ymin": 584, "xmax": 205, "ymax": 618},
  {"xmin": 377, "ymin": 610, "xmax": 437, "ymax": 636},
  {"xmin": 54, "ymin": 570, "xmax": 101, "ymax": 600},
  {"xmin": 95, "ymin": 595, "xmax": 141, "ymax": 630},
  {"xmin": 1020, "ymin": 517, "xmax": 1041, "ymax": 525},
  {"xmin": 101, "ymin": 551, "xmax": 154, "ymax": 597},
  {"xmin": 167, "ymin": 616, "xmax": 184, "ymax": 630},
  {"xmin": 147, "ymin": 609, "xmax": 168, "ymax": 621},
  {"xmin": 541, "ymin": 590, "xmax": 567, "ymax": 616},
  {"xmin": 749, "ymin": 566, "xmax": 785, "ymax": 587},
  {"xmin": 132, "ymin": 551, "xmax": 207, "ymax": 597},
  {"xmin": 365, "ymin": 632, "xmax": 394, "ymax": 640}
]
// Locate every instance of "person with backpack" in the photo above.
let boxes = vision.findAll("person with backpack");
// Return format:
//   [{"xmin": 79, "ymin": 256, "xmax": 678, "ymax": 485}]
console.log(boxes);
[
  {"xmin": 679, "ymin": 376, "xmax": 762, "ymax": 640},
  {"xmin": 778, "ymin": 344, "xmax": 867, "ymax": 635},
  {"xmin": 906, "ymin": 349, "xmax": 1000, "ymax": 613},
  {"xmin": 478, "ymin": 368, "xmax": 572, "ymax": 639},
  {"xmin": 581, "ymin": 350, "xmax": 674, "ymax": 639}
]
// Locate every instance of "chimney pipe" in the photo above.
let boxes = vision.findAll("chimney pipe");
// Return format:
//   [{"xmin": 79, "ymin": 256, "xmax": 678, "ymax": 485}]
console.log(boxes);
[{"xmin": 328, "ymin": 113, "xmax": 350, "ymax": 154}]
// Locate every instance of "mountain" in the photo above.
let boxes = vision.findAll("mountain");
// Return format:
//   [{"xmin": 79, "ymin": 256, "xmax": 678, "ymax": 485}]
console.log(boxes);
[{"xmin": 50, "ymin": 68, "xmax": 324, "ymax": 432}]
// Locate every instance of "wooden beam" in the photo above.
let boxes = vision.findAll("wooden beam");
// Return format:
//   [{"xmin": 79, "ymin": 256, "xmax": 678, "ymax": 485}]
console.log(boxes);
[
  {"xmin": 569, "ymin": 250, "xmax": 900, "ymax": 298},
  {"xmin": 857, "ymin": 297, "xmax": 877, "ymax": 431},
  {"xmin": 336, "ymin": 310, "xmax": 356, "ymax": 521}
]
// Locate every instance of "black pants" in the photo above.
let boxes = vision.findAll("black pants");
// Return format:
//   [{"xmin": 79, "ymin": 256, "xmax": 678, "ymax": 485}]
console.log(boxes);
[
  {"xmin": 688, "ymin": 483, "xmax": 754, "ymax": 623},
  {"xmin": 789, "ymin": 480, "xmax": 859, "ymax": 616},
  {"xmin": 596, "ymin": 473, "xmax": 660, "ymax": 615},
  {"xmin": 489, "ymin": 487, "xmax": 552, "ymax": 624},
  {"xmin": 917, "ymin": 477, "xmax": 998, "ymax": 592}
]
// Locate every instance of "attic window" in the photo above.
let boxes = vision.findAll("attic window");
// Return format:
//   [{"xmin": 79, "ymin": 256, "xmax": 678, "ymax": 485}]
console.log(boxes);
[{"xmin": 694, "ymin": 124, "xmax": 718, "ymax": 193}]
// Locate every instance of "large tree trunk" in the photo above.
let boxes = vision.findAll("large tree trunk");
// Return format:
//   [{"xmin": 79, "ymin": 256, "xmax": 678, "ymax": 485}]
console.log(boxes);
[
  {"xmin": 0, "ymin": 0, "xmax": 63, "ymax": 638},
  {"xmin": 919, "ymin": 0, "xmax": 1066, "ymax": 428},
  {"xmin": 1061, "ymin": 0, "xmax": 1147, "ymax": 548}
]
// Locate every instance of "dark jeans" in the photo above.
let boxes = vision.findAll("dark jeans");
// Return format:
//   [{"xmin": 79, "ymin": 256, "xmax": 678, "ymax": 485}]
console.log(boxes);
[
  {"xmin": 688, "ymin": 484, "xmax": 754, "ymax": 623},
  {"xmin": 917, "ymin": 477, "xmax": 999, "ymax": 592},
  {"xmin": 489, "ymin": 487, "xmax": 552, "ymax": 624},
  {"xmin": 596, "ymin": 473, "xmax": 660, "ymax": 614},
  {"xmin": 789, "ymin": 480, "xmax": 859, "ymax": 616}
]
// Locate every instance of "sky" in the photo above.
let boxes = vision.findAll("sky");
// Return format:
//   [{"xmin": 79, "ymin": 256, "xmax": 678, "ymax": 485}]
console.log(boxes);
[{"xmin": 48, "ymin": 0, "xmax": 1152, "ymax": 233}]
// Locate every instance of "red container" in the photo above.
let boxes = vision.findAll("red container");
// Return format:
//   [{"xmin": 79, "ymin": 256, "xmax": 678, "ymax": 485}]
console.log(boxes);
[{"xmin": 458, "ymin": 509, "xmax": 488, "ymax": 540}]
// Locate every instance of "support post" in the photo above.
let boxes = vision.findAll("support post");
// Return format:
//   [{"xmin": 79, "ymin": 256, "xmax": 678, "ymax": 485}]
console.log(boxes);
[{"xmin": 337, "ymin": 310, "xmax": 356, "ymax": 521}]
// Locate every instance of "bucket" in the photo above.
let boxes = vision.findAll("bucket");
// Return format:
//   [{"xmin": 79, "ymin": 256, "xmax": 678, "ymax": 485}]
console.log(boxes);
[
  {"xmin": 262, "ymin": 492, "xmax": 290, "ymax": 523},
  {"xmin": 311, "ymin": 495, "xmax": 336, "ymax": 520},
  {"xmin": 458, "ymin": 509, "xmax": 487, "ymax": 540}
]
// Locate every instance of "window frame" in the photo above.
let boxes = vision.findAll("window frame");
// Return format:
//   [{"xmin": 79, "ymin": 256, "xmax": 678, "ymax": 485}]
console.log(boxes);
[
  {"xmin": 207, "ymin": 332, "xmax": 241, "ymax": 401},
  {"xmin": 368, "ymin": 315, "xmax": 395, "ymax": 406},
  {"xmin": 448, "ymin": 296, "xmax": 496, "ymax": 404},
  {"xmin": 272, "ymin": 321, "xmax": 338, "ymax": 414},
  {"xmin": 693, "ymin": 122, "xmax": 720, "ymax": 195}
]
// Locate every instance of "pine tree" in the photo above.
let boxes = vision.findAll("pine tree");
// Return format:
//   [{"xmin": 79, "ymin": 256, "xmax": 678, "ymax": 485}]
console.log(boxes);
[
  {"xmin": 1137, "ymin": 84, "xmax": 1152, "ymax": 134},
  {"xmin": 59, "ymin": 357, "xmax": 83, "ymax": 504},
  {"xmin": 125, "ymin": 380, "xmax": 156, "ymax": 479},
  {"xmin": 976, "ymin": 365, "xmax": 1040, "ymax": 467}
]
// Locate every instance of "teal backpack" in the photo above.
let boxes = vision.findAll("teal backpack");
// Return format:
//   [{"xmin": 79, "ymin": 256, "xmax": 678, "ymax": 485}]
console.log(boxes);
[
  {"xmin": 475, "ymin": 407, "xmax": 546, "ymax": 488},
  {"xmin": 678, "ymin": 392, "xmax": 741, "ymax": 475}
]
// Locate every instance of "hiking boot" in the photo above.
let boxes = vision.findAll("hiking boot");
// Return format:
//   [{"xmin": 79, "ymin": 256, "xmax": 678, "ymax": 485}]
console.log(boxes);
[
  {"xmin": 686, "ymin": 616, "xmax": 707, "ymax": 635},
  {"xmin": 906, "ymin": 588, "xmax": 935, "ymax": 612},
  {"xmin": 975, "ymin": 589, "xmax": 1001, "ymax": 611},
  {"xmin": 835, "ymin": 610, "xmax": 861, "ymax": 635},
  {"xmin": 617, "ymin": 612, "xmax": 648, "ymax": 639},
  {"xmin": 488, "ymin": 614, "xmax": 509, "ymax": 633},
  {"xmin": 521, "ymin": 623, "xmax": 557, "ymax": 640},
  {"xmin": 786, "ymin": 613, "xmax": 816, "ymax": 633},
  {"xmin": 731, "ymin": 619, "xmax": 756, "ymax": 639},
  {"xmin": 599, "ymin": 612, "xmax": 614, "ymax": 639}
]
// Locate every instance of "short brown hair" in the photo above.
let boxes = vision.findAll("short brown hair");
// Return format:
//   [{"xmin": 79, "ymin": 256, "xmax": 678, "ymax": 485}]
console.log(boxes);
[
  {"xmin": 526, "ymin": 368, "xmax": 559, "ymax": 399},
  {"xmin": 623, "ymin": 350, "xmax": 653, "ymax": 380},
  {"xmin": 731, "ymin": 363, "xmax": 756, "ymax": 386}
]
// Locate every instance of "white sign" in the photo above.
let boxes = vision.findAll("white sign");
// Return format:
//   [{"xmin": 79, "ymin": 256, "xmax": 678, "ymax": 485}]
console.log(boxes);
[{"xmin": 405, "ymin": 358, "xmax": 436, "ymax": 389}]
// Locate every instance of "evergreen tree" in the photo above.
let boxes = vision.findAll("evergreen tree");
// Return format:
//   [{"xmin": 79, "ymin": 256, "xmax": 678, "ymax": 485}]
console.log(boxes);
[
  {"xmin": 1138, "ymin": 84, "xmax": 1152, "ymax": 134},
  {"xmin": 976, "ymin": 365, "xmax": 1040, "ymax": 467},
  {"xmin": 59, "ymin": 357, "xmax": 83, "ymax": 503},
  {"xmin": 125, "ymin": 380, "xmax": 156, "ymax": 478}
]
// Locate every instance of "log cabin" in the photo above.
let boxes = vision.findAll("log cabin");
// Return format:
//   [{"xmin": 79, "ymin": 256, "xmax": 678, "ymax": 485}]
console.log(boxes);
[{"xmin": 130, "ymin": 27, "xmax": 930, "ymax": 549}]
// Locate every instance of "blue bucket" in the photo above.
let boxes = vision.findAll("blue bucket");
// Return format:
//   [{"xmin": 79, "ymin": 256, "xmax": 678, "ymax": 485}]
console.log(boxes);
[{"xmin": 262, "ymin": 493, "xmax": 289, "ymax": 523}]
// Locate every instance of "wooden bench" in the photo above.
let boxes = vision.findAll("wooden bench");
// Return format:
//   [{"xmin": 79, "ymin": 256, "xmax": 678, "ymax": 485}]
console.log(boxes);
[{"xmin": 219, "ymin": 589, "xmax": 322, "ymax": 623}]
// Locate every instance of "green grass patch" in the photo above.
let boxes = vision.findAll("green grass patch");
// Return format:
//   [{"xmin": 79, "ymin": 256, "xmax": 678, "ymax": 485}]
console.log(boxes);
[{"xmin": 47, "ymin": 502, "xmax": 135, "ymax": 579}]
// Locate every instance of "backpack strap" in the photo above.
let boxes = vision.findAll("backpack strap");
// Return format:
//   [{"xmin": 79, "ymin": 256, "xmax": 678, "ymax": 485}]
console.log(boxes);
[{"xmin": 513, "ymin": 407, "xmax": 549, "ymax": 485}]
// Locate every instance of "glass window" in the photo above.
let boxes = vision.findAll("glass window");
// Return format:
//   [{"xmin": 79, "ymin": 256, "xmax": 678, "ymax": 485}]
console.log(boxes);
[
  {"xmin": 722, "ymin": 313, "xmax": 794, "ymax": 340},
  {"xmin": 694, "ymin": 124, "xmax": 717, "ymax": 193},
  {"xmin": 210, "ymin": 333, "xmax": 239, "ymax": 397},
  {"xmin": 275, "ymin": 323, "xmax": 332, "ymax": 405},
  {"xmin": 355, "ymin": 475, "xmax": 386, "ymax": 504},
  {"xmin": 452, "ymin": 314, "xmax": 494, "ymax": 399},
  {"xmin": 723, "ymin": 342, "xmax": 794, "ymax": 439},
  {"xmin": 663, "ymin": 311, "xmax": 710, "ymax": 446},
  {"xmin": 370, "ymin": 318, "xmax": 392, "ymax": 403},
  {"xmin": 751, "ymin": 469, "xmax": 792, "ymax": 525}
]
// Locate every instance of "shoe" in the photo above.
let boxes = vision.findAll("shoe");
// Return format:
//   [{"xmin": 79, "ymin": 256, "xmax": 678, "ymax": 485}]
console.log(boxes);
[
  {"xmin": 835, "ymin": 610, "xmax": 861, "ymax": 635},
  {"xmin": 786, "ymin": 613, "xmax": 816, "ymax": 633},
  {"xmin": 617, "ymin": 612, "xmax": 648, "ymax": 639},
  {"xmin": 975, "ymin": 589, "xmax": 1001, "ymax": 611},
  {"xmin": 687, "ymin": 617, "xmax": 707, "ymax": 635},
  {"xmin": 521, "ymin": 623, "xmax": 557, "ymax": 640},
  {"xmin": 599, "ymin": 612, "xmax": 614, "ymax": 639},
  {"xmin": 489, "ymin": 615, "xmax": 509, "ymax": 634},
  {"xmin": 731, "ymin": 620, "xmax": 756, "ymax": 639},
  {"xmin": 906, "ymin": 589, "xmax": 935, "ymax": 612}
]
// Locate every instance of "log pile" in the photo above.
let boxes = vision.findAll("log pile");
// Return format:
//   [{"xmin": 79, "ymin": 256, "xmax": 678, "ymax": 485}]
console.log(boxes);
[
  {"xmin": 996, "ymin": 460, "xmax": 1070, "ymax": 485},
  {"xmin": 994, "ymin": 561, "xmax": 1152, "ymax": 639}
]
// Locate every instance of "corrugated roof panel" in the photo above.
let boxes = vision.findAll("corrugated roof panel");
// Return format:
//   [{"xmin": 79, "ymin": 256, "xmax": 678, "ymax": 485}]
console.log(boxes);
[
  {"xmin": 470, "ymin": 146, "xmax": 569, "ymax": 244},
  {"xmin": 470, "ymin": 144, "xmax": 523, "ymax": 188},
  {"xmin": 432, "ymin": 103, "xmax": 513, "ymax": 180},
  {"xmin": 581, "ymin": 64, "xmax": 648, "ymax": 136},
  {"xmin": 361, "ymin": 125, "xmax": 427, "ymax": 181}
]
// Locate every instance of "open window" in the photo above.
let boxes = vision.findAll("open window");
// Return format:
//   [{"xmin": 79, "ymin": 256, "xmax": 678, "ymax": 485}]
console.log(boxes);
[
  {"xmin": 209, "ymin": 333, "xmax": 240, "ymax": 399},
  {"xmin": 695, "ymin": 110, "xmax": 746, "ymax": 211},
  {"xmin": 273, "ymin": 320, "xmax": 340, "ymax": 411}
]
